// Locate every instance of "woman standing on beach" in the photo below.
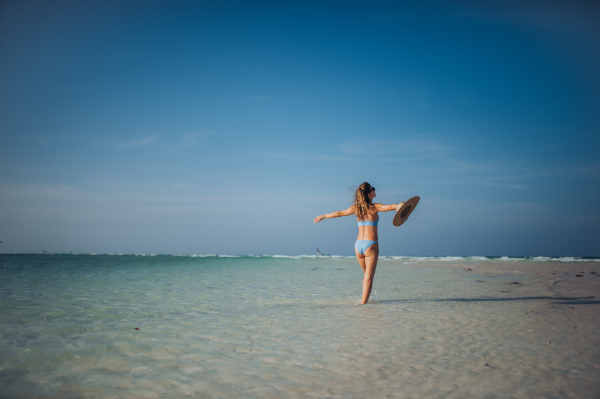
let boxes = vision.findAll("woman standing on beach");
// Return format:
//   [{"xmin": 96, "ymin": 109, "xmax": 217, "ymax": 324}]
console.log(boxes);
[{"xmin": 314, "ymin": 182, "xmax": 400, "ymax": 304}]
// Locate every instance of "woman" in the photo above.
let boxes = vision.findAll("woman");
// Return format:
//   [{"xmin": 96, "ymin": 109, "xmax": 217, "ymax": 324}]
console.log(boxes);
[{"xmin": 313, "ymin": 182, "xmax": 401, "ymax": 304}]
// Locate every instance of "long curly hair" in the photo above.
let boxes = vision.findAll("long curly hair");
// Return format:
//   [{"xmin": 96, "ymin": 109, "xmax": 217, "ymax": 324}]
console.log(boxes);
[{"xmin": 352, "ymin": 182, "xmax": 374, "ymax": 220}]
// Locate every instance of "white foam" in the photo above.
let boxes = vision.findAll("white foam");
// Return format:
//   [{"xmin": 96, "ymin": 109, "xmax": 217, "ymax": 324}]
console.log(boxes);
[{"xmin": 467, "ymin": 256, "xmax": 489, "ymax": 261}]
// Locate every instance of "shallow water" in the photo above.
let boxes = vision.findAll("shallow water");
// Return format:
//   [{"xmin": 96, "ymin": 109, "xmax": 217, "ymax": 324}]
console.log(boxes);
[{"xmin": 0, "ymin": 254, "xmax": 599, "ymax": 398}]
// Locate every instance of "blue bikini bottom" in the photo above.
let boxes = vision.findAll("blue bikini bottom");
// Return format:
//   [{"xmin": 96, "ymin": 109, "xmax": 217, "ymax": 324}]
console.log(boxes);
[{"xmin": 355, "ymin": 240, "xmax": 378, "ymax": 255}]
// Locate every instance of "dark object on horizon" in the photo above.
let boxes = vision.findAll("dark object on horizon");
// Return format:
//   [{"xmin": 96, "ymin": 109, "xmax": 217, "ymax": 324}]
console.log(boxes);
[
  {"xmin": 316, "ymin": 247, "xmax": 330, "ymax": 256},
  {"xmin": 43, "ymin": 250, "xmax": 47, "ymax": 254},
  {"xmin": 575, "ymin": 275, "xmax": 584, "ymax": 277}
]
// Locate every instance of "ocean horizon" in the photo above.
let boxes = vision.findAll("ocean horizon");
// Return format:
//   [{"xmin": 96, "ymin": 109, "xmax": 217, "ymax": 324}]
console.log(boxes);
[{"xmin": 2, "ymin": 253, "xmax": 600, "ymax": 261}]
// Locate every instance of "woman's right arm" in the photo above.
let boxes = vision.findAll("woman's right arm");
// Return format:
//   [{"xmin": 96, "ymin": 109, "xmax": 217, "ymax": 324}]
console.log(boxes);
[{"xmin": 314, "ymin": 206, "xmax": 354, "ymax": 223}]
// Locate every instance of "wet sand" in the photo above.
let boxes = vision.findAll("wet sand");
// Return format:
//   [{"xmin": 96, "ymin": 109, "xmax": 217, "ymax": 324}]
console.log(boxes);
[{"xmin": 443, "ymin": 260, "xmax": 600, "ymax": 299}]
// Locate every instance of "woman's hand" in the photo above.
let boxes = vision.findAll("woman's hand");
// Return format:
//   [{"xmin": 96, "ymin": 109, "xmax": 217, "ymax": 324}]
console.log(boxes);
[{"xmin": 314, "ymin": 215, "xmax": 326, "ymax": 223}]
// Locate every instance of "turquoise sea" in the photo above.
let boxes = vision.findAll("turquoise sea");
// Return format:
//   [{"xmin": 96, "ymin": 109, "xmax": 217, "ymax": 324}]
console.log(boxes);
[{"xmin": 1, "ymin": 254, "xmax": 599, "ymax": 398}]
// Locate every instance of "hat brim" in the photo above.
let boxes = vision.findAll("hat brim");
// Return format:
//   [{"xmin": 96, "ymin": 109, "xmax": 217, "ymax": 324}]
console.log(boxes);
[{"xmin": 393, "ymin": 196, "xmax": 420, "ymax": 227}]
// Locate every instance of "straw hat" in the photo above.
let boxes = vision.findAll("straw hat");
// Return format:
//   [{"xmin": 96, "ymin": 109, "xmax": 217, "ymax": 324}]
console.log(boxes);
[{"xmin": 393, "ymin": 196, "xmax": 420, "ymax": 227}]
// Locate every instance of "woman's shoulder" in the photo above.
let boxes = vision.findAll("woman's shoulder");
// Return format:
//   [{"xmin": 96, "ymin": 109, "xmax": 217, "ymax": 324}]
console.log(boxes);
[{"xmin": 368, "ymin": 205, "xmax": 379, "ymax": 217}]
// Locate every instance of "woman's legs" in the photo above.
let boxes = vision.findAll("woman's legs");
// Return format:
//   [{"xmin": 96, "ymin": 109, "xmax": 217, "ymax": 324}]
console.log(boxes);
[
  {"xmin": 355, "ymin": 244, "xmax": 379, "ymax": 304},
  {"xmin": 355, "ymin": 249, "xmax": 367, "ymax": 273}
]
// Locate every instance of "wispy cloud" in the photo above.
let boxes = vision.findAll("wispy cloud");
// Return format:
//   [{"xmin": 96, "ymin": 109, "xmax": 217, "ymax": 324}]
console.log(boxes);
[
  {"xmin": 574, "ymin": 162, "xmax": 600, "ymax": 179},
  {"xmin": 115, "ymin": 137, "xmax": 156, "ymax": 150},
  {"xmin": 253, "ymin": 149, "xmax": 447, "ymax": 164},
  {"xmin": 254, "ymin": 149, "xmax": 354, "ymax": 162},
  {"xmin": 52, "ymin": 84, "xmax": 97, "ymax": 93},
  {"xmin": 253, "ymin": 135, "xmax": 455, "ymax": 165},
  {"xmin": 339, "ymin": 136, "xmax": 452, "ymax": 159},
  {"xmin": 239, "ymin": 93, "xmax": 309, "ymax": 104},
  {"xmin": 240, "ymin": 94, "xmax": 270, "ymax": 101},
  {"xmin": 456, "ymin": 0, "xmax": 600, "ymax": 38},
  {"xmin": 21, "ymin": 134, "xmax": 50, "ymax": 146},
  {"xmin": 1, "ymin": 182, "xmax": 326, "ymax": 214},
  {"xmin": 482, "ymin": 182, "xmax": 529, "ymax": 189},
  {"xmin": 1, "ymin": 183, "xmax": 89, "ymax": 203},
  {"xmin": 503, "ymin": 202, "xmax": 553, "ymax": 211},
  {"xmin": 173, "ymin": 132, "xmax": 215, "ymax": 150}
]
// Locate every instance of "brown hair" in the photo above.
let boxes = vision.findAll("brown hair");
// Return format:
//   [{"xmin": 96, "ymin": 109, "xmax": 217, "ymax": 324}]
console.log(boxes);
[{"xmin": 352, "ymin": 182, "xmax": 374, "ymax": 219}]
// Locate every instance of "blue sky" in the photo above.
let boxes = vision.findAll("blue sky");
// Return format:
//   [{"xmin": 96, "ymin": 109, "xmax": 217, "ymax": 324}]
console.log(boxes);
[{"xmin": 1, "ymin": 0, "xmax": 599, "ymax": 256}]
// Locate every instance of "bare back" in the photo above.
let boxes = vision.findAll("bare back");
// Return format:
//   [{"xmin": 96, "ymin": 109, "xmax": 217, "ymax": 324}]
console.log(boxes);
[{"xmin": 356, "ymin": 206, "xmax": 379, "ymax": 241}]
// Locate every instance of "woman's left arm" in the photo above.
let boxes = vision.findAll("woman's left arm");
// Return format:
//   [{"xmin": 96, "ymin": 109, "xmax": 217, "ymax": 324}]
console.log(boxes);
[{"xmin": 374, "ymin": 202, "xmax": 403, "ymax": 212}]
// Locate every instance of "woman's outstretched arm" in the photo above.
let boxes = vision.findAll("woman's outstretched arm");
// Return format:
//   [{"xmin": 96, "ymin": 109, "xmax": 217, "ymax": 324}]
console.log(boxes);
[
  {"xmin": 313, "ymin": 206, "xmax": 354, "ymax": 223},
  {"xmin": 374, "ymin": 202, "xmax": 403, "ymax": 212}
]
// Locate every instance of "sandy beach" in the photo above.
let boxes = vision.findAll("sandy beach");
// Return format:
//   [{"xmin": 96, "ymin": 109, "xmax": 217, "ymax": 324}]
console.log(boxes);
[
  {"xmin": 441, "ymin": 259, "xmax": 600, "ymax": 300},
  {"xmin": 370, "ymin": 258, "xmax": 600, "ymax": 398},
  {"xmin": 1, "ymin": 255, "xmax": 599, "ymax": 398}
]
